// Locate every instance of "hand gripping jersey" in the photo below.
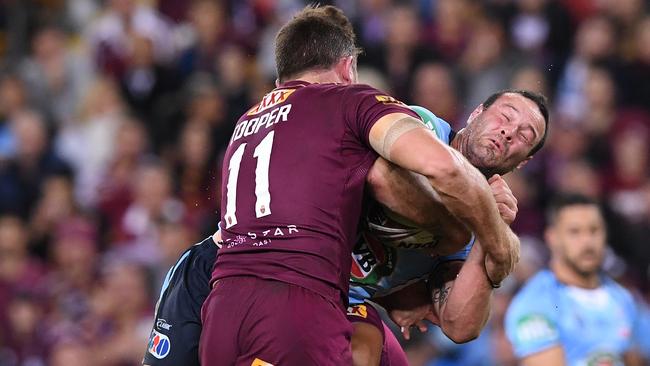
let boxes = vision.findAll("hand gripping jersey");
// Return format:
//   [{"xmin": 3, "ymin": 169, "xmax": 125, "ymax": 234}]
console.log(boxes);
[
  {"xmin": 505, "ymin": 269, "xmax": 639, "ymax": 366},
  {"xmin": 213, "ymin": 81, "xmax": 420, "ymax": 303},
  {"xmin": 348, "ymin": 106, "xmax": 473, "ymax": 305}
]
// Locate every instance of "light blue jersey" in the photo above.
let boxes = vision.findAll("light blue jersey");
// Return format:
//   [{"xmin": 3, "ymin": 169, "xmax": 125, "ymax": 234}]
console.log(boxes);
[
  {"xmin": 348, "ymin": 106, "xmax": 470, "ymax": 305},
  {"xmin": 505, "ymin": 269, "xmax": 638, "ymax": 366}
]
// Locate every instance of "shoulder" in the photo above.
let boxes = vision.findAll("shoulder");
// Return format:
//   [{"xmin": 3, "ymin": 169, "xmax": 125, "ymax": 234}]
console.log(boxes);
[
  {"xmin": 408, "ymin": 105, "xmax": 452, "ymax": 141},
  {"xmin": 509, "ymin": 270, "xmax": 558, "ymax": 312},
  {"xmin": 602, "ymin": 275, "xmax": 637, "ymax": 313},
  {"xmin": 506, "ymin": 270, "xmax": 560, "ymax": 334},
  {"xmin": 506, "ymin": 270, "xmax": 562, "ymax": 357}
]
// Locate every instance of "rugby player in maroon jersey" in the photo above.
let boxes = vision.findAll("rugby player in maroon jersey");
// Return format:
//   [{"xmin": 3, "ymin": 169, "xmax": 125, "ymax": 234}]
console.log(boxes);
[{"xmin": 196, "ymin": 5, "xmax": 522, "ymax": 365}]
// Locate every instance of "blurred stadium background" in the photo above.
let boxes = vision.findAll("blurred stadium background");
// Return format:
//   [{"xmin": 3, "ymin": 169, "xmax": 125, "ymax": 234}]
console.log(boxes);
[{"xmin": 0, "ymin": 0, "xmax": 648, "ymax": 365}]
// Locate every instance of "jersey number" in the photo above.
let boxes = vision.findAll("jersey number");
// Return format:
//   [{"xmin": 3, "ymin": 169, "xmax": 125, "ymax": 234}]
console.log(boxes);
[{"xmin": 224, "ymin": 131, "xmax": 274, "ymax": 228}]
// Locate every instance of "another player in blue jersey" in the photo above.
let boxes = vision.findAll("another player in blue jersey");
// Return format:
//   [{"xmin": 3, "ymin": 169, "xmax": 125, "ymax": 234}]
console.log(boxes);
[
  {"xmin": 505, "ymin": 193, "xmax": 643, "ymax": 366},
  {"xmin": 348, "ymin": 95, "xmax": 549, "ymax": 366}
]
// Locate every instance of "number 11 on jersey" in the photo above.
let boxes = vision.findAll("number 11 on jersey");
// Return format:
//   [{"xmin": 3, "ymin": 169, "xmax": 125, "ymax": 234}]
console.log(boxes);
[{"xmin": 224, "ymin": 131, "xmax": 275, "ymax": 229}]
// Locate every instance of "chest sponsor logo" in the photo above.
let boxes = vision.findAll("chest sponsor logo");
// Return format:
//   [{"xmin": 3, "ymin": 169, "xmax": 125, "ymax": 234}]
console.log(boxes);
[
  {"xmin": 586, "ymin": 352, "xmax": 619, "ymax": 366},
  {"xmin": 347, "ymin": 304, "xmax": 368, "ymax": 318},
  {"xmin": 516, "ymin": 314, "xmax": 557, "ymax": 344},
  {"xmin": 147, "ymin": 329, "xmax": 171, "ymax": 359},
  {"xmin": 350, "ymin": 232, "xmax": 395, "ymax": 283},
  {"xmin": 248, "ymin": 89, "xmax": 295, "ymax": 115}
]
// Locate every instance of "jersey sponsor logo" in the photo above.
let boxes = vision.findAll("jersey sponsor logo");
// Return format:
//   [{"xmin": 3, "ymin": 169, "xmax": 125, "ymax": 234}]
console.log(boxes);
[
  {"xmin": 223, "ymin": 225, "xmax": 299, "ymax": 249},
  {"xmin": 248, "ymin": 89, "xmax": 295, "ymax": 115},
  {"xmin": 516, "ymin": 314, "xmax": 558, "ymax": 344},
  {"xmin": 586, "ymin": 352, "xmax": 618, "ymax": 366},
  {"xmin": 251, "ymin": 358, "xmax": 275, "ymax": 366},
  {"xmin": 350, "ymin": 232, "xmax": 396, "ymax": 284},
  {"xmin": 156, "ymin": 318, "xmax": 172, "ymax": 330},
  {"xmin": 347, "ymin": 304, "xmax": 368, "ymax": 318},
  {"xmin": 147, "ymin": 329, "xmax": 171, "ymax": 359},
  {"xmin": 375, "ymin": 95, "xmax": 406, "ymax": 106}
]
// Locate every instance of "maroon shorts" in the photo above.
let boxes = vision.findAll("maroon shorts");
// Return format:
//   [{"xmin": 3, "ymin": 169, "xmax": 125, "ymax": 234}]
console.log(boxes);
[
  {"xmin": 346, "ymin": 303, "xmax": 409, "ymax": 366},
  {"xmin": 200, "ymin": 276, "xmax": 353, "ymax": 366}
]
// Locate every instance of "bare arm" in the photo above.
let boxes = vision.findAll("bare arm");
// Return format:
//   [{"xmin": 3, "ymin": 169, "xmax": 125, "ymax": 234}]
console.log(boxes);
[
  {"xmin": 623, "ymin": 350, "xmax": 645, "ymax": 366},
  {"xmin": 366, "ymin": 157, "xmax": 471, "ymax": 254},
  {"xmin": 429, "ymin": 242, "xmax": 492, "ymax": 343},
  {"xmin": 369, "ymin": 113, "xmax": 519, "ymax": 284},
  {"xmin": 521, "ymin": 347, "xmax": 566, "ymax": 366},
  {"xmin": 350, "ymin": 322, "xmax": 383, "ymax": 366}
]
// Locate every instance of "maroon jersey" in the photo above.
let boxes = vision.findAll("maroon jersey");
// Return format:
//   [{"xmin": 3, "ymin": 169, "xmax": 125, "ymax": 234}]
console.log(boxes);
[{"xmin": 213, "ymin": 80, "xmax": 418, "ymax": 303}]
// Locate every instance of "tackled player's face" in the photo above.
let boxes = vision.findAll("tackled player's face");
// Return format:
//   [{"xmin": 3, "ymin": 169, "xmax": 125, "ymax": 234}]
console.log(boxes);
[
  {"xmin": 548, "ymin": 205, "xmax": 606, "ymax": 277},
  {"xmin": 463, "ymin": 93, "xmax": 545, "ymax": 175}
]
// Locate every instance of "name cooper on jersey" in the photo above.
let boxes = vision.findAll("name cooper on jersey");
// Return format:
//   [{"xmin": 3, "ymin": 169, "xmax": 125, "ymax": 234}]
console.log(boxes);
[{"xmin": 230, "ymin": 89, "xmax": 295, "ymax": 144}]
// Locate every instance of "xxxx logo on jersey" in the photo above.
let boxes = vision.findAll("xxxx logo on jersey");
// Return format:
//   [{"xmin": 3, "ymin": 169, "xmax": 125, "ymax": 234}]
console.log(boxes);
[
  {"xmin": 248, "ymin": 89, "xmax": 295, "ymax": 115},
  {"xmin": 350, "ymin": 232, "xmax": 396, "ymax": 285}
]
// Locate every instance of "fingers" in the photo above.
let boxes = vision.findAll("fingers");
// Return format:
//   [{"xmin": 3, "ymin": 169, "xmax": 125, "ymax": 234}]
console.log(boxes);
[
  {"xmin": 416, "ymin": 320, "xmax": 428, "ymax": 333},
  {"xmin": 399, "ymin": 322, "xmax": 429, "ymax": 340},
  {"xmin": 489, "ymin": 174, "xmax": 518, "ymax": 224},
  {"xmin": 400, "ymin": 326, "xmax": 411, "ymax": 340}
]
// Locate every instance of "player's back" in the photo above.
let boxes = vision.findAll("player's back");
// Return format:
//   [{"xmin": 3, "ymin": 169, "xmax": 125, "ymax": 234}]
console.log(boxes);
[
  {"xmin": 214, "ymin": 81, "xmax": 418, "ymax": 303},
  {"xmin": 505, "ymin": 269, "xmax": 637, "ymax": 366}
]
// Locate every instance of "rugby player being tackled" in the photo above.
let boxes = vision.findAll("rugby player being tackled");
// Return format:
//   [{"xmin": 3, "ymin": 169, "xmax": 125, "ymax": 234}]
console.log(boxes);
[{"xmin": 348, "ymin": 89, "xmax": 548, "ymax": 366}]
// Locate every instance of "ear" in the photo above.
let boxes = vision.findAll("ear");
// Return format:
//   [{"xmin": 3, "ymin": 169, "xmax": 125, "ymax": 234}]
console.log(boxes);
[
  {"xmin": 467, "ymin": 104, "xmax": 484, "ymax": 124},
  {"xmin": 275, "ymin": 78, "xmax": 280, "ymax": 88},
  {"xmin": 336, "ymin": 56, "xmax": 356, "ymax": 85},
  {"xmin": 515, "ymin": 156, "xmax": 533, "ymax": 170}
]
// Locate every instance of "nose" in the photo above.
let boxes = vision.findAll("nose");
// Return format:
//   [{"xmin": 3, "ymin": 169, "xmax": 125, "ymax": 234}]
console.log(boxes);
[{"xmin": 500, "ymin": 128, "xmax": 513, "ymax": 142}]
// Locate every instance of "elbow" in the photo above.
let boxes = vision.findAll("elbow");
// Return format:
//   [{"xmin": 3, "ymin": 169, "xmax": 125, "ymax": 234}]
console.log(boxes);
[
  {"xmin": 441, "ymin": 322, "xmax": 481, "ymax": 344},
  {"xmin": 440, "ymin": 311, "xmax": 484, "ymax": 344}
]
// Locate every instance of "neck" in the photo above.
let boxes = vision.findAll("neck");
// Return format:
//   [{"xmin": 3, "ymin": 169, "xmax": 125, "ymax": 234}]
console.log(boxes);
[
  {"xmin": 284, "ymin": 69, "xmax": 343, "ymax": 85},
  {"xmin": 450, "ymin": 129, "xmax": 467, "ymax": 154},
  {"xmin": 550, "ymin": 259, "xmax": 600, "ymax": 289}
]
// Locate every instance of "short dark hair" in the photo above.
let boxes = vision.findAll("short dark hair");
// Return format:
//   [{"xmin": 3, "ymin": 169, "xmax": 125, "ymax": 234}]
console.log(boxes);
[
  {"xmin": 546, "ymin": 193, "xmax": 600, "ymax": 226},
  {"xmin": 482, "ymin": 89, "xmax": 550, "ymax": 156},
  {"xmin": 275, "ymin": 5, "xmax": 360, "ymax": 83}
]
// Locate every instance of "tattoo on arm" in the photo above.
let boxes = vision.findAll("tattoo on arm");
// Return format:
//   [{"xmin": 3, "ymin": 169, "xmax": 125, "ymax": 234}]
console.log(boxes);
[
  {"xmin": 428, "ymin": 260, "xmax": 463, "ymax": 305},
  {"xmin": 432, "ymin": 285, "xmax": 451, "ymax": 305}
]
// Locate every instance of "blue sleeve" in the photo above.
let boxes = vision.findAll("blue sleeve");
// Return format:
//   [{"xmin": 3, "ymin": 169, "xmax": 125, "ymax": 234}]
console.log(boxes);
[
  {"xmin": 409, "ymin": 105, "xmax": 452, "ymax": 144},
  {"xmin": 633, "ymin": 300, "xmax": 650, "ymax": 357},
  {"xmin": 505, "ymin": 284, "xmax": 561, "ymax": 358}
]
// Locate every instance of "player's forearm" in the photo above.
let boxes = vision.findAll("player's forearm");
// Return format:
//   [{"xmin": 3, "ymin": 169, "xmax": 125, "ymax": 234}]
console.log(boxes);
[
  {"xmin": 435, "ymin": 243, "xmax": 492, "ymax": 343},
  {"xmin": 367, "ymin": 158, "xmax": 471, "ymax": 248},
  {"xmin": 422, "ymin": 148, "xmax": 514, "ymax": 270}
]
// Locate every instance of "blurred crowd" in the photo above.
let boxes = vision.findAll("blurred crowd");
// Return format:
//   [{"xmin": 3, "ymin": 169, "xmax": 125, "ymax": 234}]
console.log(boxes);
[{"xmin": 0, "ymin": 0, "xmax": 648, "ymax": 365}]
